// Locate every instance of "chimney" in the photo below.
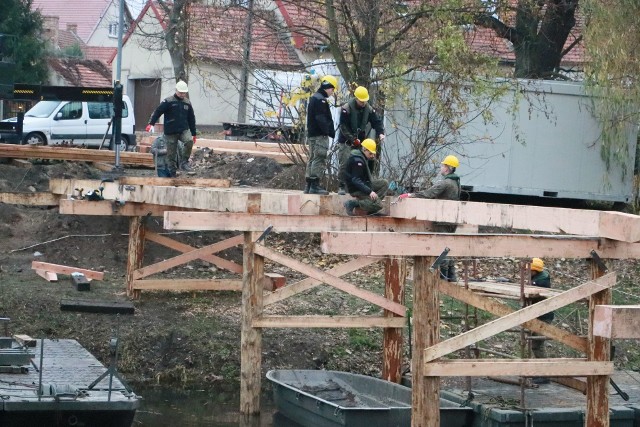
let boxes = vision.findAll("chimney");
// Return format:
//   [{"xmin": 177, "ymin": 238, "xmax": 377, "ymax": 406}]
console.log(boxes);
[
  {"xmin": 42, "ymin": 16, "xmax": 60, "ymax": 47},
  {"xmin": 67, "ymin": 23, "xmax": 78, "ymax": 34}
]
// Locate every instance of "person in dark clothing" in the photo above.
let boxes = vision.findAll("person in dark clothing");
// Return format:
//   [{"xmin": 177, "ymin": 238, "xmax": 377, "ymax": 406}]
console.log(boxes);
[
  {"xmin": 146, "ymin": 80, "xmax": 197, "ymax": 177},
  {"xmin": 529, "ymin": 257, "xmax": 554, "ymax": 384},
  {"xmin": 343, "ymin": 139, "xmax": 389, "ymax": 216},
  {"xmin": 399, "ymin": 155, "xmax": 461, "ymax": 280},
  {"xmin": 150, "ymin": 135, "xmax": 170, "ymax": 177},
  {"xmin": 304, "ymin": 75, "xmax": 338, "ymax": 195},
  {"xmin": 337, "ymin": 86, "xmax": 385, "ymax": 195}
]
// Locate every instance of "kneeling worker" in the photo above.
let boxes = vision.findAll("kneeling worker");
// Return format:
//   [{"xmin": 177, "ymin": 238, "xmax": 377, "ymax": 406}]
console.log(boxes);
[{"xmin": 343, "ymin": 139, "xmax": 388, "ymax": 216}]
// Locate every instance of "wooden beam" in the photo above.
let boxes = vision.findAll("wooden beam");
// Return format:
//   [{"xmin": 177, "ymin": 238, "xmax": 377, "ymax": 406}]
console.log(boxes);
[
  {"xmin": 117, "ymin": 177, "xmax": 231, "ymax": 188},
  {"xmin": 145, "ymin": 231, "xmax": 243, "ymax": 274},
  {"xmin": 423, "ymin": 359, "xmax": 614, "ymax": 377},
  {"xmin": 34, "ymin": 269, "xmax": 58, "ymax": 282},
  {"xmin": 59, "ymin": 199, "xmax": 203, "ymax": 217},
  {"xmin": 60, "ymin": 298, "xmax": 134, "ymax": 315},
  {"xmin": 0, "ymin": 143, "xmax": 153, "ymax": 167},
  {"xmin": 383, "ymin": 257, "xmax": 406, "ymax": 384},
  {"xmin": 132, "ymin": 279, "xmax": 242, "ymax": 291},
  {"xmin": 263, "ymin": 256, "xmax": 380, "ymax": 306},
  {"xmin": 126, "ymin": 216, "xmax": 145, "ymax": 298},
  {"xmin": 320, "ymin": 232, "xmax": 640, "ymax": 259},
  {"xmin": 423, "ymin": 273, "xmax": 616, "ymax": 362},
  {"xmin": 392, "ymin": 198, "xmax": 640, "ymax": 242},
  {"xmin": 195, "ymin": 138, "xmax": 307, "ymax": 155},
  {"xmin": 252, "ymin": 316, "xmax": 405, "ymax": 328},
  {"xmin": 31, "ymin": 261, "xmax": 104, "ymax": 280},
  {"xmin": 438, "ymin": 280, "xmax": 588, "ymax": 353},
  {"xmin": 164, "ymin": 211, "xmax": 431, "ymax": 232},
  {"xmin": 0, "ymin": 192, "xmax": 60, "ymax": 206},
  {"xmin": 593, "ymin": 305, "xmax": 640, "ymax": 338},
  {"xmin": 254, "ymin": 245, "xmax": 406, "ymax": 316},
  {"xmin": 553, "ymin": 377, "xmax": 587, "ymax": 394},
  {"xmin": 133, "ymin": 234, "xmax": 243, "ymax": 279}
]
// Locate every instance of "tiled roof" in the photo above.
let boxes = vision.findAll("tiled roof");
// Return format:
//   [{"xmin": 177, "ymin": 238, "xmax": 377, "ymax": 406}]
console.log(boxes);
[
  {"xmin": 84, "ymin": 46, "xmax": 118, "ymax": 65},
  {"xmin": 187, "ymin": 5, "xmax": 303, "ymax": 70},
  {"xmin": 31, "ymin": 0, "xmax": 113, "ymax": 43},
  {"xmin": 47, "ymin": 58, "xmax": 112, "ymax": 87},
  {"xmin": 57, "ymin": 29, "xmax": 86, "ymax": 51}
]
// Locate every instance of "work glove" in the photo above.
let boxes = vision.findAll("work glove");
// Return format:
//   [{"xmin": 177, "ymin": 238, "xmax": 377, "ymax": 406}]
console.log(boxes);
[
  {"xmin": 352, "ymin": 138, "xmax": 361, "ymax": 147},
  {"xmin": 398, "ymin": 193, "xmax": 411, "ymax": 200},
  {"xmin": 379, "ymin": 134, "xmax": 385, "ymax": 141},
  {"xmin": 192, "ymin": 135, "xmax": 197, "ymax": 143},
  {"xmin": 145, "ymin": 124, "xmax": 154, "ymax": 133}
]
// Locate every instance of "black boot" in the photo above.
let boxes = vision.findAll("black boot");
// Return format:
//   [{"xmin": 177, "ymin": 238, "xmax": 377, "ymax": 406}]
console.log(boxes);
[
  {"xmin": 309, "ymin": 179, "xmax": 329, "ymax": 195},
  {"xmin": 303, "ymin": 178, "xmax": 312, "ymax": 194}
]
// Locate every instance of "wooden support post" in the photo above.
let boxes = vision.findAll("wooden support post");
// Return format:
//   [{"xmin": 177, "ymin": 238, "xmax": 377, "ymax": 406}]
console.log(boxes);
[
  {"xmin": 126, "ymin": 216, "xmax": 146, "ymax": 298},
  {"xmin": 587, "ymin": 259, "xmax": 611, "ymax": 427},
  {"xmin": 412, "ymin": 256, "xmax": 439, "ymax": 427},
  {"xmin": 383, "ymin": 256, "xmax": 406, "ymax": 383},
  {"xmin": 240, "ymin": 231, "xmax": 263, "ymax": 415}
]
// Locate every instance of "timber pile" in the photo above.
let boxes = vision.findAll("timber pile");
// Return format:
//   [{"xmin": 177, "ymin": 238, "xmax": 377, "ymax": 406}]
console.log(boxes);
[
  {"xmin": 0, "ymin": 143, "xmax": 154, "ymax": 167},
  {"xmin": 137, "ymin": 136, "xmax": 305, "ymax": 164}
]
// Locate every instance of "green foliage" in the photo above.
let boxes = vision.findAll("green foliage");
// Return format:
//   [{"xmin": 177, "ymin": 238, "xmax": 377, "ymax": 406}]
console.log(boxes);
[
  {"xmin": 583, "ymin": 0, "xmax": 640, "ymax": 178},
  {"xmin": 0, "ymin": 0, "xmax": 48, "ymax": 84}
]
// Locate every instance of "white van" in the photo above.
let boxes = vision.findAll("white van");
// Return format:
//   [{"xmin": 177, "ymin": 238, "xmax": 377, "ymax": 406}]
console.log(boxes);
[{"xmin": 3, "ymin": 96, "xmax": 136, "ymax": 150}]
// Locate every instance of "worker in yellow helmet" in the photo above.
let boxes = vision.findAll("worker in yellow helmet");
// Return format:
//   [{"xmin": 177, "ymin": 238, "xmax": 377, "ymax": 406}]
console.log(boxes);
[
  {"xmin": 529, "ymin": 257, "xmax": 554, "ymax": 384},
  {"xmin": 336, "ymin": 86, "xmax": 385, "ymax": 195},
  {"xmin": 343, "ymin": 139, "xmax": 389, "ymax": 216},
  {"xmin": 304, "ymin": 75, "xmax": 338, "ymax": 195},
  {"xmin": 399, "ymin": 155, "xmax": 461, "ymax": 280}
]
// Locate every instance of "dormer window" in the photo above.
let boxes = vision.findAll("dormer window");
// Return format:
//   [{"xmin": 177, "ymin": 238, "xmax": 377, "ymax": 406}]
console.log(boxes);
[{"xmin": 108, "ymin": 22, "xmax": 128, "ymax": 38}]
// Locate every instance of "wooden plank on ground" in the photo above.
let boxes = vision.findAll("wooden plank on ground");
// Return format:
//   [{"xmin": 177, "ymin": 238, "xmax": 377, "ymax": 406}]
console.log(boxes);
[
  {"xmin": 254, "ymin": 244, "xmax": 406, "ymax": 316},
  {"xmin": 0, "ymin": 192, "xmax": 60, "ymax": 206},
  {"xmin": 31, "ymin": 261, "xmax": 104, "ymax": 280},
  {"xmin": 117, "ymin": 176, "xmax": 231, "ymax": 188},
  {"xmin": 465, "ymin": 280, "xmax": 560, "ymax": 299},
  {"xmin": 0, "ymin": 143, "xmax": 153, "ymax": 167},
  {"xmin": 424, "ymin": 273, "xmax": 616, "ymax": 362},
  {"xmin": 60, "ymin": 298, "xmax": 134, "ymax": 315},
  {"xmin": 593, "ymin": 304, "xmax": 640, "ymax": 338},
  {"xmin": 423, "ymin": 359, "xmax": 613, "ymax": 377},
  {"xmin": 391, "ymin": 198, "xmax": 640, "ymax": 243},
  {"xmin": 13, "ymin": 334, "xmax": 36, "ymax": 347},
  {"xmin": 195, "ymin": 138, "xmax": 306, "ymax": 155},
  {"xmin": 10, "ymin": 159, "xmax": 32, "ymax": 168},
  {"xmin": 34, "ymin": 269, "xmax": 58, "ymax": 282},
  {"xmin": 252, "ymin": 316, "xmax": 406, "ymax": 328},
  {"xmin": 320, "ymin": 232, "xmax": 640, "ymax": 260}
]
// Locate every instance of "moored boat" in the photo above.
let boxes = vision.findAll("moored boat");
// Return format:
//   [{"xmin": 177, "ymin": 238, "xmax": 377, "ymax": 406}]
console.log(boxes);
[{"xmin": 266, "ymin": 369, "xmax": 472, "ymax": 427}]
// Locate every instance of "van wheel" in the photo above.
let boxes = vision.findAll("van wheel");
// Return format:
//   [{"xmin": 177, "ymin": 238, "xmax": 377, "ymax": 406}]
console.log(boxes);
[
  {"xmin": 23, "ymin": 132, "xmax": 47, "ymax": 146},
  {"xmin": 111, "ymin": 135, "xmax": 129, "ymax": 152}
]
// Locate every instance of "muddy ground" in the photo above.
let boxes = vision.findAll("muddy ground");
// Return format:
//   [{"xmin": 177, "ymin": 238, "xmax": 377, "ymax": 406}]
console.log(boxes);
[{"xmin": 1, "ymin": 145, "xmax": 640, "ymax": 396}]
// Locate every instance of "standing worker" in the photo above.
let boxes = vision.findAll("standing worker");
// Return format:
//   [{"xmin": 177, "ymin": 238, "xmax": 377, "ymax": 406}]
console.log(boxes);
[
  {"xmin": 343, "ymin": 139, "xmax": 389, "ymax": 216},
  {"xmin": 529, "ymin": 257, "xmax": 554, "ymax": 384},
  {"xmin": 337, "ymin": 86, "xmax": 385, "ymax": 195},
  {"xmin": 150, "ymin": 135, "xmax": 170, "ymax": 177},
  {"xmin": 399, "ymin": 155, "xmax": 461, "ymax": 280},
  {"xmin": 146, "ymin": 80, "xmax": 197, "ymax": 177},
  {"xmin": 304, "ymin": 75, "xmax": 338, "ymax": 195}
]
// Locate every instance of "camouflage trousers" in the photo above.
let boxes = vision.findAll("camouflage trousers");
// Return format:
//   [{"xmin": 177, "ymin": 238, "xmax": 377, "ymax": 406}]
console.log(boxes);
[
  {"xmin": 350, "ymin": 178, "xmax": 389, "ymax": 214},
  {"xmin": 305, "ymin": 135, "xmax": 330, "ymax": 180},
  {"xmin": 164, "ymin": 129, "xmax": 193, "ymax": 174}
]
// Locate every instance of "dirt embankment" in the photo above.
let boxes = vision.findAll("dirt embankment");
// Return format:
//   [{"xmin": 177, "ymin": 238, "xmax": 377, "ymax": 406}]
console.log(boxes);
[{"xmin": 1, "ymin": 150, "xmax": 640, "ymax": 394}]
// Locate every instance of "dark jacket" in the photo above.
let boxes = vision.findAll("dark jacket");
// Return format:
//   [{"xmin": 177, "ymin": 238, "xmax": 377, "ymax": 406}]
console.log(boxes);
[
  {"xmin": 338, "ymin": 98, "xmax": 384, "ymax": 144},
  {"xmin": 307, "ymin": 89, "xmax": 335, "ymax": 138},
  {"xmin": 531, "ymin": 269, "xmax": 554, "ymax": 322},
  {"xmin": 414, "ymin": 174, "xmax": 461, "ymax": 200},
  {"xmin": 344, "ymin": 148, "xmax": 373, "ymax": 194},
  {"xmin": 149, "ymin": 94, "xmax": 196, "ymax": 136}
]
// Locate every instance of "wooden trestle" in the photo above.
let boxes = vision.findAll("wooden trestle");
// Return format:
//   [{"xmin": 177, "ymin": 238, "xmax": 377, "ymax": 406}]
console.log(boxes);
[{"xmin": 42, "ymin": 178, "xmax": 640, "ymax": 427}]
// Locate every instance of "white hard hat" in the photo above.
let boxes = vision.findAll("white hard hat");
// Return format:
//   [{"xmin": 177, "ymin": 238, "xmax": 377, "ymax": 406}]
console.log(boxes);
[{"xmin": 176, "ymin": 81, "xmax": 189, "ymax": 92}]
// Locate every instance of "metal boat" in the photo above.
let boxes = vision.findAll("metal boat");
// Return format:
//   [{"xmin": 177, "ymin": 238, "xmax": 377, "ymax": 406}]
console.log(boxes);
[{"xmin": 266, "ymin": 369, "xmax": 472, "ymax": 427}]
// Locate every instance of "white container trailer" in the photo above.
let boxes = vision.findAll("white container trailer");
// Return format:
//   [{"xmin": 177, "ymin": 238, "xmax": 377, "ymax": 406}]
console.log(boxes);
[{"xmin": 383, "ymin": 77, "xmax": 637, "ymax": 204}]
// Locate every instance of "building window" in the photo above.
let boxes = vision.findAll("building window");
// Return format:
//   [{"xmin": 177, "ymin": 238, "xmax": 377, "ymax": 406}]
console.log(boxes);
[{"xmin": 108, "ymin": 22, "xmax": 128, "ymax": 38}]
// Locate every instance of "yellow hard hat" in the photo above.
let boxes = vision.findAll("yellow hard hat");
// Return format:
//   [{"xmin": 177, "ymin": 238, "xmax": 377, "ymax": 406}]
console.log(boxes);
[
  {"xmin": 176, "ymin": 80, "xmax": 189, "ymax": 92},
  {"xmin": 531, "ymin": 258, "xmax": 544, "ymax": 272},
  {"xmin": 442, "ymin": 155, "xmax": 459, "ymax": 168},
  {"xmin": 354, "ymin": 86, "xmax": 369, "ymax": 102},
  {"xmin": 361, "ymin": 138, "xmax": 376, "ymax": 154},
  {"xmin": 320, "ymin": 75, "xmax": 338, "ymax": 89}
]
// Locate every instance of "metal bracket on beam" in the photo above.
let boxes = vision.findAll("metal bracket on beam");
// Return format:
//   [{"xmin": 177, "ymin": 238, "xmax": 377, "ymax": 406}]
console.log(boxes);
[
  {"xmin": 429, "ymin": 247, "xmax": 450, "ymax": 273},
  {"xmin": 255, "ymin": 225, "xmax": 273, "ymax": 243},
  {"xmin": 590, "ymin": 250, "xmax": 609, "ymax": 273}
]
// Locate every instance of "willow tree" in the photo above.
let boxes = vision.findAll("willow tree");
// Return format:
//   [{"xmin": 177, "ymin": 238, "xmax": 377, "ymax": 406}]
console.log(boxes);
[{"xmin": 582, "ymin": 0, "xmax": 640, "ymax": 176}]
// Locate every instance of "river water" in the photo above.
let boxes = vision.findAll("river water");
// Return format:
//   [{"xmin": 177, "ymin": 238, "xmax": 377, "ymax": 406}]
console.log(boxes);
[{"xmin": 132, "ymin": 388, "xmax": 303, "ymax": 427}]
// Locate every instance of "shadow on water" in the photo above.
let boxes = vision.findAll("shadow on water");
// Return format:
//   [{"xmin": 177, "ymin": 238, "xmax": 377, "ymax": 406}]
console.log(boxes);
[{"xmin": 132, "ymin": 387, "xmax": 302, "ymax": 427}]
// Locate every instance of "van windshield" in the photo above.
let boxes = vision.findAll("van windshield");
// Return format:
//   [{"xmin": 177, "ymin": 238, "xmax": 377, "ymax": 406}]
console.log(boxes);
[{"xmin": 25, "ymin": 101, "xmax": 61, "ymax": 118}]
